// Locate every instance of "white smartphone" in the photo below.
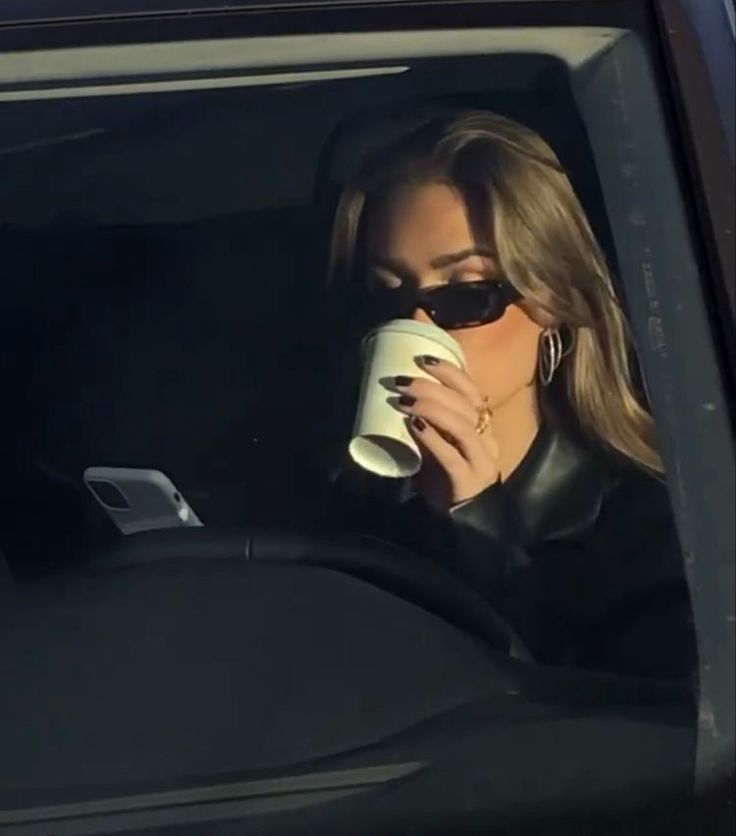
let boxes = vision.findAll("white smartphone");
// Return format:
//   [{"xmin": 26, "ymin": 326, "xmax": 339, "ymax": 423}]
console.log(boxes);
[{"xmin": 83, "ymin": 467, "xmax": 203, "ymax": 535}]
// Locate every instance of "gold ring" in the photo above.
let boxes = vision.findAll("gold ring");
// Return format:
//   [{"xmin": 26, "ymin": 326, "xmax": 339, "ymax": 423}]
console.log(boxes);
[{"xmin": 475, "ymin": 397, "xmax": 493, "ymax": 435}]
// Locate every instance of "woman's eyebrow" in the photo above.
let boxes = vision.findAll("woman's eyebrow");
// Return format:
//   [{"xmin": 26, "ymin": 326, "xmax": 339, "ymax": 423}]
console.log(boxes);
[{"xmin": 430, "ymin": 247, "xmax": 496, "ymax": 269}]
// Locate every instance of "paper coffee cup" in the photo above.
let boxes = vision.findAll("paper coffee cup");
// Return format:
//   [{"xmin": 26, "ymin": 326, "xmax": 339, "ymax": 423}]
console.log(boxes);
[{"xmin": 349, "ymin": 319, "xmax": 466, "ymax": 478}]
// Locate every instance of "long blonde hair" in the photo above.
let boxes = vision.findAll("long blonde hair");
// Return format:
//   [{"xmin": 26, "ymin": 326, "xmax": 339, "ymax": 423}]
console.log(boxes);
[{"xmin": 328, "ymin": 110, "xmax": 662, "ymax": 474}]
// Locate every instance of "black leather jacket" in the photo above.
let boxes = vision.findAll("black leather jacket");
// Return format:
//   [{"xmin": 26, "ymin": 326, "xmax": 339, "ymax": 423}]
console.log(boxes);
[{"xmin": 334, "ymin": 424, "xmax": 698, "ymax": 684}]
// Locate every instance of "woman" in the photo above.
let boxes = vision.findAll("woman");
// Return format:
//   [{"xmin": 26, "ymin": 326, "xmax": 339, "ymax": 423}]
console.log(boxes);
[{"xmin": 328, "ymin": 110, "xmax": 697, "ymax": 684}]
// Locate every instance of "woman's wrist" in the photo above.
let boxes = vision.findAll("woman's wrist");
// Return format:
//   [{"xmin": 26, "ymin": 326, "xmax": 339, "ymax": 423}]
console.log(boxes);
[{"xmin": 450, "ymin": 476, "xmax": 503, "ymax": 513}]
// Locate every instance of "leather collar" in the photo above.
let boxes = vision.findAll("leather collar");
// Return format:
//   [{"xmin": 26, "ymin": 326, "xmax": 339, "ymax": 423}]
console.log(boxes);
[{"xmin": 504, "ymin": 424, "xmax": 610, "ymax": 543}]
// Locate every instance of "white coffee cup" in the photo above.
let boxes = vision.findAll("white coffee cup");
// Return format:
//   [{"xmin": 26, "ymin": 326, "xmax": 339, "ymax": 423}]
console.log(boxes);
[{"xmin": 349, "ymin": 319, "xmax": 466, "ymax": 478}]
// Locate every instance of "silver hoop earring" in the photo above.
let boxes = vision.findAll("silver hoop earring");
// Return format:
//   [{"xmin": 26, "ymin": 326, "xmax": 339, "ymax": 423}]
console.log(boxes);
[{"xmin": 538, "ymin": 327, "xmax": 563, "ymax": 386}]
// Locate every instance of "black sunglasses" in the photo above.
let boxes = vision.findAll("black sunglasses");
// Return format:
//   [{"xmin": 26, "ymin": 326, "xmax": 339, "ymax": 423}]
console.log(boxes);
[{"xmin": 367, "ymin": 279, "xmax": 522, "ymax": 330}]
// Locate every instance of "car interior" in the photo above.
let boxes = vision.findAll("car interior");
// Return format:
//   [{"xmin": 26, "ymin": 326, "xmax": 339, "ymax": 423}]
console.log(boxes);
[
  {"xmin": 0, "ymin": 22, "xmax": 730, "ymax": 836},
  {"xmin": 0, "ymin": 49, "xmax": 620, "ymax": 579}
]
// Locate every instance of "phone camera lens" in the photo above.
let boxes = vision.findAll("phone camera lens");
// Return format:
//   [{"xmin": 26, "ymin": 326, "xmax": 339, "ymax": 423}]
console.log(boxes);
[{"xmin": 88, "ymin": 480, "xmax": 131, "ymax": 511}]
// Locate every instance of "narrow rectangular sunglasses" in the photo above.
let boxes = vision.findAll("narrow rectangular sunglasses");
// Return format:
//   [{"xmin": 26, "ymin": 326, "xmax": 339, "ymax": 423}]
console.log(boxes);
[{"xmin": 368, "ymin": 279, "xmax": 522, "ymax": 330}]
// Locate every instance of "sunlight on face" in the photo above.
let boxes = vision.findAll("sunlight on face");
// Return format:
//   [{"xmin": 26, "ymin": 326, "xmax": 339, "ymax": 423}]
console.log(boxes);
[{"xmin": 365, "ymin": 182, "xmax": 543, "ymax": 408}]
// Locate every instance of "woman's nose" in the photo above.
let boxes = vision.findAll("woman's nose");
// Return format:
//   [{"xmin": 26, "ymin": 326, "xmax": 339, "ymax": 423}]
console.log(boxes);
[{"xmin": 411, "ymin": 307, "xmax": 434, "ymax": 325}]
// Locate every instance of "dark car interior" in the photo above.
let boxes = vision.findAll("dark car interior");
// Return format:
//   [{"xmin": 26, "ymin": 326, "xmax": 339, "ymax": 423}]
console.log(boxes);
[
  {"xmin": 0, "ymin": 55, "xmax": 619, "ymax": 579},
  {"xmin": 0, "ymin": 26, "xmax": 729, "ymax": 834}
]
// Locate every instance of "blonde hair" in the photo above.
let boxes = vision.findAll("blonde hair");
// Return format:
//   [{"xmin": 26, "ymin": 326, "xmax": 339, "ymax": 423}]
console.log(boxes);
[{"xmin": 328, "ymin": 110, "xmax": 662, "ymax": 474}]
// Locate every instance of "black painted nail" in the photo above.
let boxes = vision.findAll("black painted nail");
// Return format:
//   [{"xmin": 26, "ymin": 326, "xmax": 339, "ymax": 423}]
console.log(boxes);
[
  {"xmin": 398, "ymin": 394, "xmax": 416, "ymax": 407},
  {"xmin": 395, "ymin": 375, "xmax": 413, "ymax": 387},
  {"xmin": 422, "ymin": 355, "xmax": 441, "ymax": 366},
  {"xmin": 412, "ymin": 416, "xmax": 427, "ymax": 431}
]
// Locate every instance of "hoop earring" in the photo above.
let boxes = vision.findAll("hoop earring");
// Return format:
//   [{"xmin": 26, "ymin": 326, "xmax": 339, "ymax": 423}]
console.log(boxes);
[{"xmin": 538, "ymin": 327, "xmax": 563, "ymax": 386}]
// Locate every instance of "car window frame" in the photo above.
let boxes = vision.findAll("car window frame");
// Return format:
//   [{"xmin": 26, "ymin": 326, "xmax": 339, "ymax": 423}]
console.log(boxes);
[{"xmin": 0, "ymin": 0, "xmax": 733, "ymax": 829}]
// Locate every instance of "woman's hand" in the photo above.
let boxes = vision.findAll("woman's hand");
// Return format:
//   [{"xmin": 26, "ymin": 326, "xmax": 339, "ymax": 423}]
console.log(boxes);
[{"xmin": 393, "ymin": 357, "xmax": 501, "ymax": 510}]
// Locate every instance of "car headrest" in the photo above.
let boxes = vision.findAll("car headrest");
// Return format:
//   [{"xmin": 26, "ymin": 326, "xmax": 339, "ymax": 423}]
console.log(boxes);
[{"xmin": 314, "ymin": 104, "xmax": 461, "ymax": 206}]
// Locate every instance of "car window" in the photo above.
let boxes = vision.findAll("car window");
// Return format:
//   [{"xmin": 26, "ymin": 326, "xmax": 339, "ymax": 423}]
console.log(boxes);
[{"xmin": 0, "ymin": 36, "xmax": 622, "ymax": 562}]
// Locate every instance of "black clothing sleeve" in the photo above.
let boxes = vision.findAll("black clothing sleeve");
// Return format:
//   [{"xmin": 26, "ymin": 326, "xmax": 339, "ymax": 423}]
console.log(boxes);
[
  {"xmin": 447, "ymin": 474, "xmax": 698, "ymax": 682},
  {"xmin": 447, "ymin": 483, "xmax": 525, "ymax": 609},
  {"xmin": 328, "ymin": 444, "xmax": 697, "ymax": 684}
]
